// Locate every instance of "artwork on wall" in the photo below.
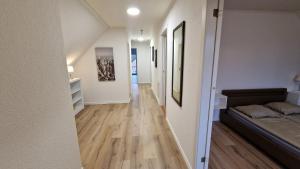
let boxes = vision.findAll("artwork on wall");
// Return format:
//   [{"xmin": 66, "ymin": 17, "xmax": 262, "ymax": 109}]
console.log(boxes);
[
  {"xmin": 172, "ymin": 21, "xmax": 185, "ymax": 106},
  {"xmin": 155, "ymin": 49, "xmax": 158, "ymax": 68},
  {"xmin": 95, "ymin": 47, "xmax": 116, "ymax": 81},
  {"xmin": 152, "ymin": 46, "xmax": 155, "ymax": 62}
]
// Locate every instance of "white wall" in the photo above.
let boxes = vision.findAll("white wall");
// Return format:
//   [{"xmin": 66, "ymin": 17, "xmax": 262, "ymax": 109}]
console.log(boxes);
[
  {"xmin": 151, "ymin": 0, "xmax": 209, "ymax": 168},
  {"xmin": 131, "ymin": 41, "xmax": 152, "ymax": 83},
  {"xmin": 0, "ymin": 1, "xmax": 81, "ymax": 169},
  {"xmin": 150, "ymin": 26, "xmax": 161, "ymax": 102},
  {"xmin": 59, "ymin": 0, "xmax": 108, "ymax": 65},
  {"xmin": 74, "ymin": 28, "xmax": 131, "ymax": 104},
  {"xmin": 214, "ymin": 10, "xmax": 300, "ymax": 120},
  {"xmin": 150, "ymin": 24, "xmax": 162, "ymax": 104}
]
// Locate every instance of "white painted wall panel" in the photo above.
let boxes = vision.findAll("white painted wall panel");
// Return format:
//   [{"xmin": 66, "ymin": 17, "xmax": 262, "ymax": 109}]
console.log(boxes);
[
  {"xmin": 74, "ymin": 28, "xmax": 131, "ymax": 104},
  {"xmin": 0, "ymin": 1, "xmax": 81, "ymax": 168},
  {"xmin": 214, "ymin": 10, "xmax": 300, "ymax": 121},
  {"xmin": 151, "ymin": 0, "xmax": 208, "ymax": 167}
]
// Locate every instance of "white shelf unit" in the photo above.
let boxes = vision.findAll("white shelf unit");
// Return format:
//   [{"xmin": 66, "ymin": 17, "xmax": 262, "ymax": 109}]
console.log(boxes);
[{"xmin": 69, "ymin": 78, "xmax": 84, "ymax": 115}]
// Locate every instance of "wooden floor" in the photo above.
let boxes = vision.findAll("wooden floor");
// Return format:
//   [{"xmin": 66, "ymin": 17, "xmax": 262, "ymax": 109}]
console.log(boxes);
[
  {"xmin": 209, "ymin": 122, "xmax": 283, "ymax": 169},
  {"xmin": 75, "ymin": 84, "xmax": 188, "ymax": 169},
  {"xmin": 75, "ymin": 84, "xmax": 283, "ymax": 169}
]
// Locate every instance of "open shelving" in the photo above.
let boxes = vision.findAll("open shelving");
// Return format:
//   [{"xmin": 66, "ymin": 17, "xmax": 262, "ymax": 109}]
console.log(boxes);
[{"xmin": 69, "ymin": 78, "xmax": 84, "ymax": 115}]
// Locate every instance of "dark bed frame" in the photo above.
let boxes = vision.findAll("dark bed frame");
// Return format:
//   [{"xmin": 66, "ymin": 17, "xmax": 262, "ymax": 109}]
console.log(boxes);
[{"xmin": 220, "ymin": 88, "xmax": 300, "ymax": 169}]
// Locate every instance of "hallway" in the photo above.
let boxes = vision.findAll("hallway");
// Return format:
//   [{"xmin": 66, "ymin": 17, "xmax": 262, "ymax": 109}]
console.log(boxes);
[{"xmin": 75, "ymin": 84, "xmax": 188, "ymax": 169}]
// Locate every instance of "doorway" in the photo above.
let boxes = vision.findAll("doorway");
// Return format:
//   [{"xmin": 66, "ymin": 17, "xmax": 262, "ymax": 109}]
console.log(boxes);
[
  {"xmin": 195, "ymin": 0, "xmax": 224, "ymax": 168},
  {"xmin": 161, "ymin": 31, "xmax": 168, "ymax": 114},
  {"xmin": 131, "ymin": 48, "xmax": 138, "ymax": 84},
  {"xmin": 131, "ymin": 41, "xmax": 152, "ymax": 85}
]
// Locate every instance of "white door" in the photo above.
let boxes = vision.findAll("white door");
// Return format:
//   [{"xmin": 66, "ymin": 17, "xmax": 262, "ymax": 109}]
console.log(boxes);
[{"xmin": 196, "ymin": 0, "xmax": 224, "ymax": 168}]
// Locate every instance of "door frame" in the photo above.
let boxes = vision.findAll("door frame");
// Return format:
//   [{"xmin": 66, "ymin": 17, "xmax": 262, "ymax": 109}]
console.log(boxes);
[
  {"xmin": 195, "ymin": 0, "xmax": 224, "ymax": 168},
  {"xmin": 161, "ymin": 30, "xmax": 168, "ymax": 113},
  {"xmin": 131, "ymin": 48, "xmax": 138, "ymax": 76}
]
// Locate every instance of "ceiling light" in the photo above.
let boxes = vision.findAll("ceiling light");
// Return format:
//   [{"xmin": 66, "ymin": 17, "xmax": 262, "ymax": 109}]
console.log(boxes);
[
  {"xmin": 138, "ymin": 37, "xmax": 144, "ymax": 42},
  {"xmin": 127, "ymin": 7, "xmax": 140, "ymax": 16}
]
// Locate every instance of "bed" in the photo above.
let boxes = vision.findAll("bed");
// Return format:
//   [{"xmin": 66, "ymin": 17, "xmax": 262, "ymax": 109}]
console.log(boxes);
[{"xmin": 220, "ymin": 88, "xmax": 300, "ymax": 169}]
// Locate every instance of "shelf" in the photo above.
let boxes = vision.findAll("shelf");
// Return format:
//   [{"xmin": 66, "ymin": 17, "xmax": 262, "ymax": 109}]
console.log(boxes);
[
  {"xmin": 70, "ymin": 78, "xmax": 80, "ymax": 84},
  {"xmin": 69, "ymin": 78, "xmax": 84, "ymax": 116},
  {"xmin": 70, "ymin": 82, "xmax": 80, "ymax": 93},
  {"xmin": 72, "ymin": 96, "xmax": 82, "ymax": 104},
  {"xmin": 74, "ymin": 100, "xmax": 84, "ymax": 115},
  {"xmin": 71, "ymin": 88, "xmax": 81, "ymax": 95}
]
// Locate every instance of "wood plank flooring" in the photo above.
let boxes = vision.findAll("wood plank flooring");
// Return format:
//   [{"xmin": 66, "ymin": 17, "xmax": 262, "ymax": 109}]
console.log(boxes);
[
  {"xmin": 75, "ymin": 84, "xmax": 283, "ymax": 169},
  {"xmin": 75, "ymin": 84, "xmax": 188, "ymax": 169},
  {"xmin": 209, "ymin": 122, "xmax": 283, "ymax": 169}
]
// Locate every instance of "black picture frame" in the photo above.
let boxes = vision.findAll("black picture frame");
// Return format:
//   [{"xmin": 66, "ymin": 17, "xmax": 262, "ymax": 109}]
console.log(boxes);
[
  {"xmin": 171, "ymin": 21, "xmax": 185, "ymax": 107},
  {"xmin": 155, "ymin": 49, "xmax": 158, "ymax": 68},
  {"xmin": 152, "ymin": 46, "xmax": 155, "ymax": 62}
]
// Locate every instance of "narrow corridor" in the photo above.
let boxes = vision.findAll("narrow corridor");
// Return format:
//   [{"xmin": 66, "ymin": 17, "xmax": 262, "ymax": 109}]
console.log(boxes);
[{"xmin": 75, "ymin": 85, "xmax": 188, "ymax": 169}]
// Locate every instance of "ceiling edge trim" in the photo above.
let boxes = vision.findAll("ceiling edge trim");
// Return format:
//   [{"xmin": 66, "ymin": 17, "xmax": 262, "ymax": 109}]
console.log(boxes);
[
  {"xmin": 73, "ymin": 27, "xmax": 129, "ymax": 66},
  {"xmin": 73, "ymin": 27, "xmax": 118, "ymax": 66},
  {"xmin": 80, "ymin": 0, "xmax": 110, "ymax": 28},
  {"xmin": 72, "ymin": 33, "xmax": 102, "ymax": 67},
  {"xmin": 160, "ymin": 0, "xmax": 176, "ymax": 24}
]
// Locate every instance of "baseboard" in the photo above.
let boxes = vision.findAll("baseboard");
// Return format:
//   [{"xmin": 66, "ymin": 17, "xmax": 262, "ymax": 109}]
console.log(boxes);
[
  {"xmin": 138, "ymin": 82, "xmax": 151, "ymax": 84},
  {"xmin": 155, "ymin": 94, "xmax": 160, "ymax": 105},
  {"xmin": 151, "ymin": 87, "xmax": 161, "ymax": 105},
  {"xmin": 166, "ymin": 118, "xmax": 192, "ymax": 169},
  {"xmin": 85, "ymin": 99, "xmax": 130, "ymax": 105}
]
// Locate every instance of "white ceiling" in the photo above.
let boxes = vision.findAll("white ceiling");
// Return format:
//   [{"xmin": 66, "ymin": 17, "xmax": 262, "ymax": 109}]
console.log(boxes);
[
  {"xmin": 84, "ymin": 0, "xmax": 174, "ymax": 40},
  {"xmin": 225, "ymin": 0, "xmax": 300, "ymax": 11}
]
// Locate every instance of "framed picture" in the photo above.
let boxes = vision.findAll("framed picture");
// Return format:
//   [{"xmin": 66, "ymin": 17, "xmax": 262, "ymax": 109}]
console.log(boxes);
[
  {"xmin": 152, "ymin": 46, "xmax": 155, "ymax": 62},
  {"xmin": 172, "ymin": 21, "xmax": 185, "ymax": 106},
  {"xmin": 155, "ymin": 49, "xmax": 158, "ymax": 68},
  {"xmin": 95, "ymin": 47, "xmax": 116, "ymax": 81}
]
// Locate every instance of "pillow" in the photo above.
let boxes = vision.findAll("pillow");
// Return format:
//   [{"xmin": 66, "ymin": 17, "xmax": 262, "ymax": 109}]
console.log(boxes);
[
  {"xmin": 265, "ymin": 102, "xmax": 300, "ymax": 115},
  {"xmin": 235, "ymin": 105, "xmax": 281, "ymax": 119}
]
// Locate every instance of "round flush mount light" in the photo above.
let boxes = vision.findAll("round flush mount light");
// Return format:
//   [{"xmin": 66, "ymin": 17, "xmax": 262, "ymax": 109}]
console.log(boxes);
[{"xmin": 127, "ymin": 7, "xmax": 140, "ymax": 16}]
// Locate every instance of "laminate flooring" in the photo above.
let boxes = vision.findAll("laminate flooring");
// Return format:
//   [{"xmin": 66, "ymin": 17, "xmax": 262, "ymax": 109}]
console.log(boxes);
[
  {"xmin": 75, "ymin": 84, "xmax": 188, "ymax": 169},
  {"xmin": 75, "ymin": 84, "xmax": 282, "ymax": 169},
  {"xmin": 209, "ymin": 122, "xmax": 283, "ymax": 169}
]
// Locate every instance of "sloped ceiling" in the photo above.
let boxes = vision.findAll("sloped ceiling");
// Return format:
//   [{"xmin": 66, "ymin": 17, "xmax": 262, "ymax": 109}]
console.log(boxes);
[
  {"xmin": 84, "ymin": 0, "xmax": 174, "ymax": 40},
  {"xmin": 59, "ymin": 0, "xmax": 108, "ymax": 65}
]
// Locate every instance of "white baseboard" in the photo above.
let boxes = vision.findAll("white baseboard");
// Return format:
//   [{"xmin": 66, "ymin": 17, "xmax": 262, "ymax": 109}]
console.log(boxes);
[
  {"xmin": 155, "ymin": 94, "xmax": 160, "ymax": 105},
  {"xmin": 151, "ymin": 87, "xmax": 161, "ymax": 105},
  {"xmin": 138, "ymin": 82, "xmax": 151, "ymax": 84},
  {"xmin": 166, "ymin": 118, "xmax": 192, "ymax": 169},
  {"xmin": 85, "ymin": 99, "xmax": 130, "ymax": 105}
]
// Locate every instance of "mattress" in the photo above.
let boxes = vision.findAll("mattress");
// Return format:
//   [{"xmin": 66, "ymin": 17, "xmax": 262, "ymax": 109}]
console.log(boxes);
[
  {"xmin": 286, "ymin": 114, "xmax": 300, "ymax": 124},
  {"xmin": 230, "ymin": 108, "xmax": 300, "ymax": 149}
]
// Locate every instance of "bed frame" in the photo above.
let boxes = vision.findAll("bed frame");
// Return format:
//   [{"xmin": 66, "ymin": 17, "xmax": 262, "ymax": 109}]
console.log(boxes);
[{"xmin": 220, "ymin": 88, "xmax": 300, "ymax": 169}]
